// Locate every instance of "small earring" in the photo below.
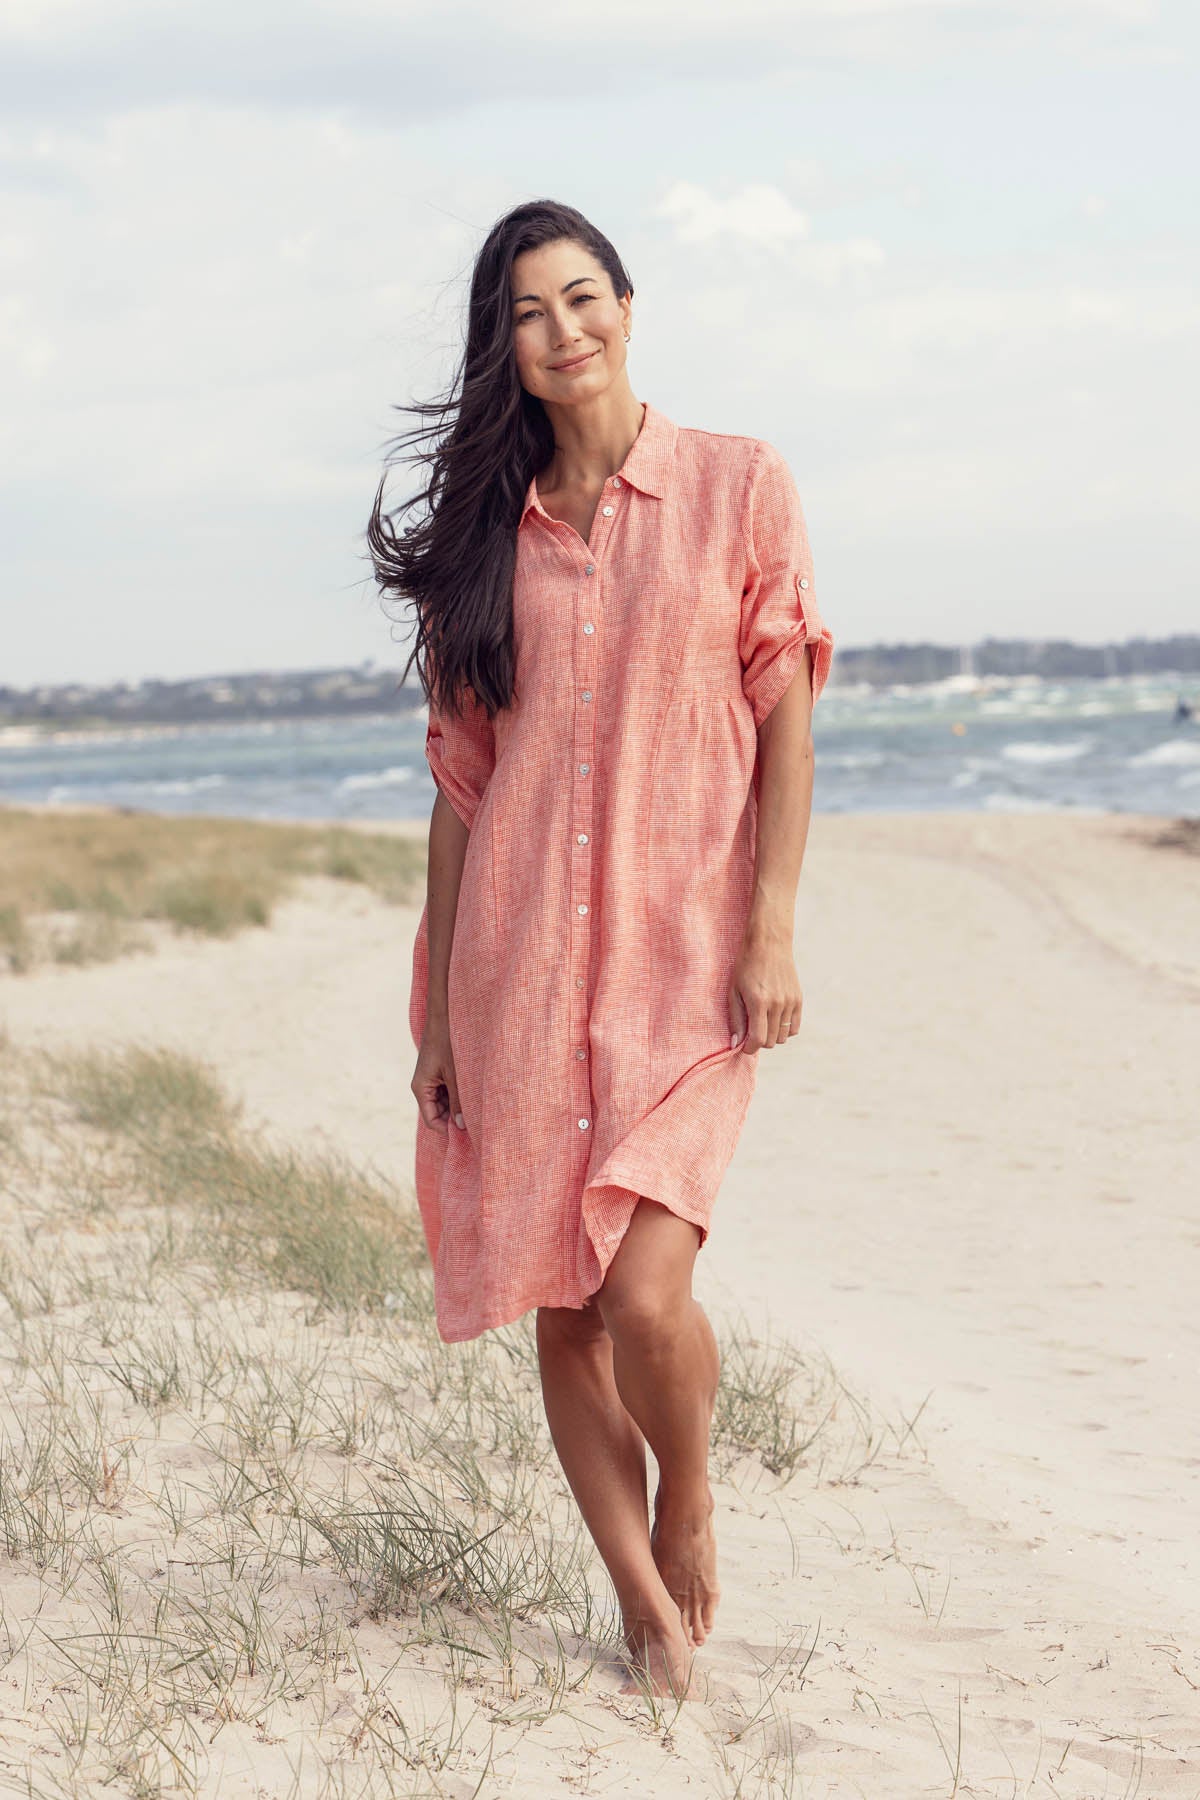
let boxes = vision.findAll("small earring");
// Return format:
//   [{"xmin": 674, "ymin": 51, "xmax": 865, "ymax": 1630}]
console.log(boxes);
[{"xmin": 623, "ymin": 332, "xmax": 630, "ymax": 342}]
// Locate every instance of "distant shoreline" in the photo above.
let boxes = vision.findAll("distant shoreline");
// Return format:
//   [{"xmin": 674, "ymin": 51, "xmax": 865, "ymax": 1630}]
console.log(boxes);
[
  {"xmin": 0, "ymin": 710, "xmax": 418, "ymax": 749},
  {"xmin": 3, "ymin": 643, "xmax": 1199, "ymax": 742},
  {"xmin": 3, "ymin": 670, "xmax": 1199, "ymax": 747}
]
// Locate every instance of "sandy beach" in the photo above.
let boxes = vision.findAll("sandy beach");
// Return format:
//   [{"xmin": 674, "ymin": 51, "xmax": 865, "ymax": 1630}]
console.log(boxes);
[{"xmin": 1, "ymin": 804, "xmax": 1197, "ymax": 1796}]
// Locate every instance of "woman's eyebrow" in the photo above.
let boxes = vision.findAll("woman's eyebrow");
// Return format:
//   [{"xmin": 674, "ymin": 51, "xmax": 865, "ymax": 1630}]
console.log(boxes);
[{"xmin": 512, "ymin": 276, "xmax": 594, "ymax": 304}]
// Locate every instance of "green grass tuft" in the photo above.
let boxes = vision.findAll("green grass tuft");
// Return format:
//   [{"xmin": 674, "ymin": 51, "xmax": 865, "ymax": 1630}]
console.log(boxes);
[{"xmin": 0, "ymin": 806, "xmax": 425, "ymax": 974}]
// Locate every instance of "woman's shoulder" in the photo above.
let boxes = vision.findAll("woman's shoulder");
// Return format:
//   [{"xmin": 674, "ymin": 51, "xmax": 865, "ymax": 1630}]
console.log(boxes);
[
  {"xmin": 676, "ymin": 420, "xmax": 788, "ymax": 476},
  {"xmin": 672, "ymin": 421, "xmax": 793, "ymax": 508}
]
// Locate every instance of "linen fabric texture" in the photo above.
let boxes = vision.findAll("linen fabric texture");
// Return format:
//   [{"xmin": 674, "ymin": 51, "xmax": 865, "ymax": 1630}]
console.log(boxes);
[{"xmin": 409, "ymin": 401, "xmax": 834, "ymax": 1342}]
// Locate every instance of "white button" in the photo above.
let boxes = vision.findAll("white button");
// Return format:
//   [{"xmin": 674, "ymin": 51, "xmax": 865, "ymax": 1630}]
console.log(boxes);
[
  {"xmin": 577, "ymin": 902, "xmax": 588, "ymax": 915},
  {"xmin": 584, "ymin": 563, "xmax": 595, "ymax": 575},
  {"xmin": 577, "ymin": 832, "xmax": 588, "ymax": 844},
  {"xmin": 601, "ymin": 505, "xmax": 614, "ymax": 517},
  {"xmin": 578, "ymin": 1117, "xmax": 590, "ymax": 1130},
  {"xmin": 582, "ymin": 689, "xmax": 592, "ymax": 701},
  {"xmin": 575, "ymin": 1048, "xmax": 586, "ymax": 1060},
  {"xmin": 583, "ymin": 622, "xmax": 595, "ymax": 634},
  {"xmin": 575, "ymin": 976, "xmax": 585, "ymax": 988},
  {"xmin": 799, "ymin": 577, "xmax": 809, "ymax": 589},
  {"xmin": 578, "ymin": 762, "xmax": 590, "ymax": 774},
  {"xmin": 612, "ymin": 476, "xmax": 622, "ymax": 487}
]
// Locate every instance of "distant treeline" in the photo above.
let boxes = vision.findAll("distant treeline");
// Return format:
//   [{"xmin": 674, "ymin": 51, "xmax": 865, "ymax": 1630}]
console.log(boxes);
[
  {"xmin": 838, "ymin": 635, "xmax": 1200, "ymax": 686},
  {"xmin": 0, "ymin": 666, "xmax": 410, "ymax": 733},
  {"xmin": 3, "ymin": 637, "xmax": 1198, "ymax": 732}
]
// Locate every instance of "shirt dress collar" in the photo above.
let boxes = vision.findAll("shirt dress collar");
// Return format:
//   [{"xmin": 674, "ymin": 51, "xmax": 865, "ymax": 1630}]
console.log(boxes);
[{"xmin": 519, "ymin": 400, "xmax": 679, "ymax": 525}]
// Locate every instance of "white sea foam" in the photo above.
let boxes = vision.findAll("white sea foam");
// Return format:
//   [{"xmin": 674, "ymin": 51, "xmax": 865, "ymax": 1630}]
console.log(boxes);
[
  {"xmin": 337, "ymin": 766, "xmax": 416, "ymax": 793},
  {"xmin": 143, "ymin": 774, "xmax": 227, "ymax": 796},
  {"xmin": 1001, "ymin": 739, "xmax": 1094, "ymax": 764},
  {"xmin": 1129, "ymin": 738, "xmax": 1200, "ymax": 768},
  {"xmin": 822, "ymin": 750, "xmax": 888, "ymax": 770}
]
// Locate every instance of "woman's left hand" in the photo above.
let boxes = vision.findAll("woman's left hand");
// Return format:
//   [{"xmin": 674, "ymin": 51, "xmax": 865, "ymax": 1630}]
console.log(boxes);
[{"xmin": 728, "ymin": 917, "xmax": 804, "ymax": 1051}]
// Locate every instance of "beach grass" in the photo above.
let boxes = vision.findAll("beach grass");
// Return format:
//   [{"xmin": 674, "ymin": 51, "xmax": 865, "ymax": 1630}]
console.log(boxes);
[
  {"xmin": 0, "ymin": 806, "xmax": 425, "ymax": 974},
  {"xmin": 1149, "ymin": 815, "xmax": 1200, "ymax": 856},
  {"xmin": 0, "ymin": 1030, "xmax": 916, "ymax": 1794}
]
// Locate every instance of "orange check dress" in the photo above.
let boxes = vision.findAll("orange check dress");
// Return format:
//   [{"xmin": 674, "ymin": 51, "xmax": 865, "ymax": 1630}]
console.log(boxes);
[{"xmin": 409, "ymin": 401, "xmax": 834, "ymax": 1342}]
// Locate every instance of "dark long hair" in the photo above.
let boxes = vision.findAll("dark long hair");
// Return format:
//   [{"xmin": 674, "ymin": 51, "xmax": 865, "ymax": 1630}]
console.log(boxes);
[{"xmin": 367, "ymin": 200, "xmax": 634, "ymax": 721}]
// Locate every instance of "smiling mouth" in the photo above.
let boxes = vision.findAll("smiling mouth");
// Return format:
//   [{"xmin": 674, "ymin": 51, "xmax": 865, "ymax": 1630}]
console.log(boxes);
[{"xmin": 549, "ymin": 349, "xmax": 598, "ymax": 372}]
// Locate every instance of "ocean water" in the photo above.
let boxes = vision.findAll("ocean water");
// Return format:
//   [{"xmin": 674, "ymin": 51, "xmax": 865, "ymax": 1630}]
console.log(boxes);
[{"xmin": 2, "ymin": 673, "xmax": 1198, "ymax": 823}]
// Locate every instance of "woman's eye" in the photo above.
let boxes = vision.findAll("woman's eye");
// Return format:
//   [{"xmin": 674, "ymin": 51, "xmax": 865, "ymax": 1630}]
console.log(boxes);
[{"xmin": 516, "ymin": 294, "xmax": 597, "ymax": 325}]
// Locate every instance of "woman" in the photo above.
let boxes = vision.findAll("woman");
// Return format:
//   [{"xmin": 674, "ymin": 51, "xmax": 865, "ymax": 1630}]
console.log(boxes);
[{"xmin": 368, "ymin": 199, "xmax": 834, "ymax": 1699}]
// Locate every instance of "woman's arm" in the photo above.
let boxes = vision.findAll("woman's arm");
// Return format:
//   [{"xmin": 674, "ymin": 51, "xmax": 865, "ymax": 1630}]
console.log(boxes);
[
  {"xmin": 413, "ymin": 789, "xmax": 470, "ymax": 1132},
  {"xmin": 413, "ymin": 675, "xmax": 497, "ymax": 1132},
  {"xmin": 729, "ymin": 644, "xmax": 815, "ymax": 1051},
  {"xmin": 425, "ymin": 788, "xmax": 469, "ymax": 1029}
]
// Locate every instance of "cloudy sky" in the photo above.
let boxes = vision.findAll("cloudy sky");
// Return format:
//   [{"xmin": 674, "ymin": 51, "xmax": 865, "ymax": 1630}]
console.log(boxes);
[{"xmin": 3, "ymin": 0, "xmax": 1196, "ymax": 687}]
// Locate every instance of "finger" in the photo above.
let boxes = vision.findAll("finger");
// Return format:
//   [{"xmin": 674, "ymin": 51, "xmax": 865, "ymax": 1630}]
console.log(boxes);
[
  {"xmin": 444, "ymin": 1058, "xmax": 463, "ymax": 1124},
  {"xmin": 416, "ymin": 1081, "xmax": 449, "ymax": 1132},
  {"xmin": 700, "ymin": 1588, "xmax": 718, "ymax": 1639},
  {"xmin": 728, "ymin": 988, "xmax": 747, "ymax": 1047}
]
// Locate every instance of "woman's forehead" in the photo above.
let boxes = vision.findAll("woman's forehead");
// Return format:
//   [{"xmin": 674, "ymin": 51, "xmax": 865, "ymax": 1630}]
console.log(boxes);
[{"xmin": 510, "ymin": 241, "xmax": 600, "ymax": 285}]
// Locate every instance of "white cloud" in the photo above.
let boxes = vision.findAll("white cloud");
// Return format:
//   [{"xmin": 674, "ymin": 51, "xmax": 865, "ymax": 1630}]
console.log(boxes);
[
  {"xmin": 652, "ymin": 181, "xmax": 886, "ymax": 283},
  {"xmin": 654, "ymin": 181, "xmax": 810, "ymax": 247}
]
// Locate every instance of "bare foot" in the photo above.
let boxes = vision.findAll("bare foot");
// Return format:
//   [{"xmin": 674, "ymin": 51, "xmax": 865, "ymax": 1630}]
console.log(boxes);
[
  {"xmin": 619, "ymin": 1602, "xmax": 695, "ymax": 1700},
  {"xmin": 651, "ymin": 1483, "xmax": 720, "ymax": 1647}
]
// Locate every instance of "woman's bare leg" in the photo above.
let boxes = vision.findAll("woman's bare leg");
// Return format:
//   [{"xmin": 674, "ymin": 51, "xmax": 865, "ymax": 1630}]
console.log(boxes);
[
  {"xmin": 535, "ymin": 1301, "xmax": 693, "ymax": 1694},
  {"xmin": 594, "ymin": 1200, "xmax": 721, "ymax": 1648}
]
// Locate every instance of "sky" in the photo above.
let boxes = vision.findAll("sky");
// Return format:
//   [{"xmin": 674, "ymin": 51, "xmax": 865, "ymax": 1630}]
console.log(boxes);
[{"xmin": 2, "ymin": 0, "xmax": 1197, "ymax": 687}]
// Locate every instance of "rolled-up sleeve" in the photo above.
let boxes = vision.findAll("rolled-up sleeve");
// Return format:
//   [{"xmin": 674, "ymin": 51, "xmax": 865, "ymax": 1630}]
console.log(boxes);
[
  {"xmin": 739, "ymin": 439, "xmax": 834, "ymax": 729},
  {"xmin": 424, "ymin": 680, "xmax": 496, "ymax": 831}
]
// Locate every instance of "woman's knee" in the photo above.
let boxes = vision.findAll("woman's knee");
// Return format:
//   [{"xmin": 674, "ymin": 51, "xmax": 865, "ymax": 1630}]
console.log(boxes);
[
  {"xmin": 597, "ymin": 1199, "xmax": 699, "ymax": 1347},
  {"xmin": 596, "ymin": 1273, "xmax": 688, "ymax": 1351},
  {"xmin": 536, "ymin": 1300, "xmax": 609, "ymax": 1353}
]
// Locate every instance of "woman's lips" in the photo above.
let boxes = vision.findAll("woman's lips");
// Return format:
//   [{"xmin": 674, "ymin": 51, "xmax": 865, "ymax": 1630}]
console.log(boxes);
[{"xmin": 549, "ymin": 349, "xmax": 598, "ymax": 372}]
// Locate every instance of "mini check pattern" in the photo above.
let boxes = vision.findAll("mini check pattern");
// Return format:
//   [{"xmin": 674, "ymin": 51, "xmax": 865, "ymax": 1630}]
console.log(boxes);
[{"xmin": 409, "ymin": 401, "xmax": 835, "ymax": 1342}]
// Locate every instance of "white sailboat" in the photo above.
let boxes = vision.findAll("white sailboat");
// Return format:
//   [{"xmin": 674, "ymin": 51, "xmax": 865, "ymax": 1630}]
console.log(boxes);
[{"xmin": 941, "ymin": 640, "xmax": 986, "ymax": 694}]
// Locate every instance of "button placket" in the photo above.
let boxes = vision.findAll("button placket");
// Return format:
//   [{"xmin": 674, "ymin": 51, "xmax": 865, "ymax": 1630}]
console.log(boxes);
[
  {"xmin": 569, "ymin": 480, "xmax": 625, "ymax": 1139},
  {"xmin": 572, "ymin": 544, "xmax": 598, "ymax": 1138}
]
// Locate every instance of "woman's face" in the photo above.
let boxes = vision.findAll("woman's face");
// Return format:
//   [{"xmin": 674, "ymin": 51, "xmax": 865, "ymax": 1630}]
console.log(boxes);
[{"xmin": 510, "ymin": 239, "xmax": 631, "ymax": 405}]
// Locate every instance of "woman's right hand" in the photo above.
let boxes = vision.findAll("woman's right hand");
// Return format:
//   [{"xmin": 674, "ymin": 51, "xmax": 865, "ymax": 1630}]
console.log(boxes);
[{"xmin": 412, "ymin": 1017, "xmax": 464, "ymax": 1134}]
